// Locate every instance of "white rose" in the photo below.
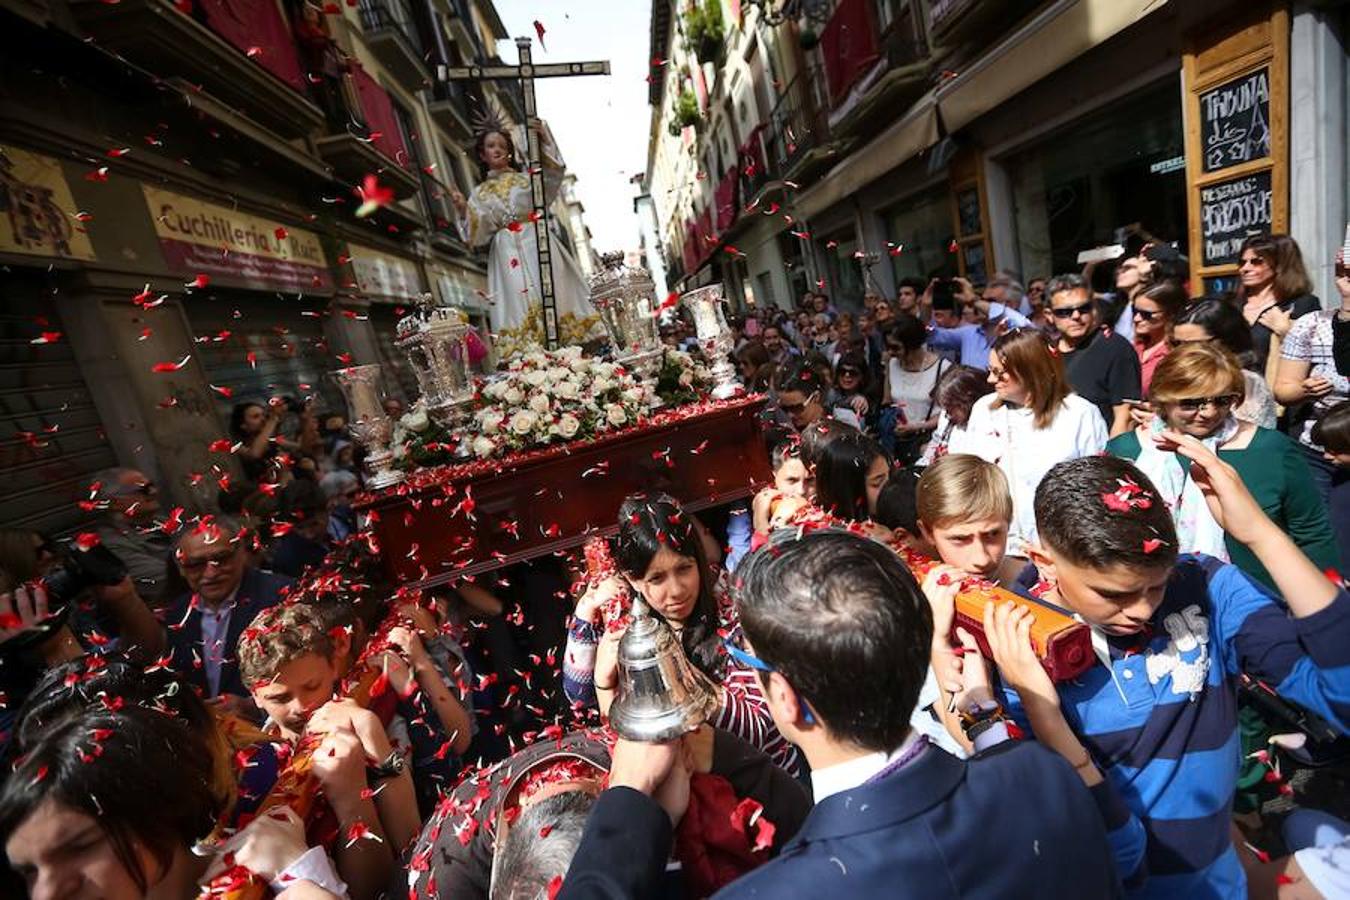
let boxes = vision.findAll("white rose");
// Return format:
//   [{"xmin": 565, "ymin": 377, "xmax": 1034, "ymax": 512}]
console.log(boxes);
[
  {"xmin": 522, "ymin": 369, "xmax": 549, "ymax": 387},
  {"xmin": 480, "ymin": 409, "xmax": 504, "ymax": 434},
  {"xmin": 400, "ymin": 408, "xmax": 430, "ymax": 433},
  {"xmin": 510, "ymin": 409, "xmax": 538, "ymax": 434},
  {"xmin": 605, "ymin": 404, "xmax": 628, "ymax": 427},
  {"xmin": 593, "ymin": 377, "xmax": 613, "ymax": 393},
  {"xmin": 678, "ymin": 370, "xmax": 693, "ymax": 387},
  {"xmin": 555, "ymin": 379, "xmax": 579, "ymax": 400},
  {"xmin": 503, "ymin": 386, "xmax": 524, "ymax": 406},
  {"xmin": 546, "ymin": 366, "xmax": 570, "ymax": 383},
  {"xmin": 557, "ymin": 413, "xmax": 581, "ymax": 439},
  {"xmin": 472, "ymin": 435, "xmax": 496, "ymax": 457},
  {"xmin": 622, "ymin": 387, "xmax": 644, "ymax": 403},
  {"xmin": 528, "ymin": 392, "xmax": 551, "ymax": 414},
  {"xmin": 483, "ymin": 380, "xmax": 506, "ymax": 400}
]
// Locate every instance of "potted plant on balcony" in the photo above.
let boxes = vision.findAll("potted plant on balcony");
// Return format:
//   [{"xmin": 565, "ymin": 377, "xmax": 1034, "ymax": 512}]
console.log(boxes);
[
  {"xmin": 667, "ymin": 87, "xmax": 701, "ymax": 136},
  {"xmin": 683, "ymin": 0, "xmax": 725, "ymax": 65}
]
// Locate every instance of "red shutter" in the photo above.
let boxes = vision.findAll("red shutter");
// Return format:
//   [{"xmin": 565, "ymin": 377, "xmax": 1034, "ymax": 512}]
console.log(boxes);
[
  {"xmin": 351, "ymin": 65, "xmax": 411, "ymax": 168},
  {"xmin": 199, "ymin": 0, "xmax": 306, "ymax": 92},
  {"xmin": 820, "ymin": 0, "xmax": 880, "ymax": 105}
]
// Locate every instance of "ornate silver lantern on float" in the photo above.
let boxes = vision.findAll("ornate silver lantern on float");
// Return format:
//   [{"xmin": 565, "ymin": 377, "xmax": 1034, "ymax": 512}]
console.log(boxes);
[
  {"xmin": 394, "ymin": 304, "xmax": 475, "ymax": 426},
  {"xmin": 680, "ymin": 284, "xmax": 741, "ymax": 399},
  {"xmin": 587, "ymin": 252, "xmax": 663, "ymax": 380},
  {"xmin": 330, "ymin": 364, "xmax": 405, "ymax": 490},
  {"xmin": 608, "ymin": 593, "xmax": 720, "ymax": 741}
]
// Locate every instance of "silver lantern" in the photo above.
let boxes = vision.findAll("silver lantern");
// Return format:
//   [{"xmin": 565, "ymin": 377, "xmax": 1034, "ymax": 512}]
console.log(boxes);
[
  {"xmin": 395, "ymin": 305, "xmax": 475, "ymax": 426},
  {"xmin": 608, "ymin": 594, "xmax": 720, "ymax": 742},
  {"xmin": 587, "ymin": 252, "xmax": 663, "ymax": 380},
  {"xmin": 330, "ymin": 364, "xmax": 405, "ymax": 490},
  {"xmin": 680, "ymin": 284, "xmax": 740, "ymax": 399}
]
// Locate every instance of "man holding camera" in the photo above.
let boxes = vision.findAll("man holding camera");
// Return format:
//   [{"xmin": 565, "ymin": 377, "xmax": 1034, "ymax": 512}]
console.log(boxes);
[
  {"xmin": 923, "ymin": 277, "xmax": 1032, "ymax": 369},
  {"xmin": 93, "ymin": 467, "xmax": 175, "ymax": 604}
]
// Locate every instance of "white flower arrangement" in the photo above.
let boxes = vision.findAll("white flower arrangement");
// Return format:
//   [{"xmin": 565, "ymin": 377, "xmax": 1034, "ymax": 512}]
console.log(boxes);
[{"xmin": 462, "ymin": 347, "xmax": 654, "ymax": 459}]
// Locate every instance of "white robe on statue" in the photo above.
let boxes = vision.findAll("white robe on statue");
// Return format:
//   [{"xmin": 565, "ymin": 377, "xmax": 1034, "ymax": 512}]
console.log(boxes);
[{"xmin": 456, "ymin": 160, "xmax": 597, "ymax": 359}]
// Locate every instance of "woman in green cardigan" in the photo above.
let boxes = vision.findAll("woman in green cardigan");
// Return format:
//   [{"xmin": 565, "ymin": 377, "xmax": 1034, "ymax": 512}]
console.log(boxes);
[{"xmin": 1106, "ymin": 342, "xmax": 1340, "ymax": 590}]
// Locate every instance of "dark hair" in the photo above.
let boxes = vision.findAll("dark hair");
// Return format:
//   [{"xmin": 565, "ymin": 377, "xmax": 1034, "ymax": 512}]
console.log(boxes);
[
  {"xmin": 1046, "ymin": 272, "xmax": 1091, "ymax": 301},
  {"xmin": 1172, "ymin": 297, "xmax": 1256, "ymax": 365},
  {"xmin": 874, "ymin": 469, "xmax": 921, "ymax": 533},
  {"xmin": 1237, "ymin": 233, "xmax": 1314, "ymax": 302},
  {"xmin": 833, "ymin": 351, "xmax": 871, "ymax": 396},
  {"xmin": 229, "ymin": 401, "xmax": 266, "ymax": 440},
  {"xmin": 473, "ymin": 128, "xmax": 519, "ymax": 177},
  {"xmin": 1311, "ymin": 400, "xmax": 1350, "ymax": 454},
  {"xmin": 736, "ymin": 339, "xmax": 770, "ymax": 373},
  {"xmin": 613, "ymin": 494, "xmax": 720, "ymax": 674},
  {"xmin": 775, "ymin": 356, "xmax": 822, "ymax": 397},
  {"xmin": 897, "ymin": 277, "xmax": 927, "ymax": 295},
  {"xmin": 1141, "ymin": 242, "xmax": 1189, "ymax": 284},
  {"xmin": 490, "ymin": 790, "xmax": 596, "ymax": 900},
  {"xmin": 1034, "ymin": 456, "xmax": 1179, "ymax": 571},
  {"xmin": 932, "ymin": 364, "xmax": 992, "ymax": 427},
  {"xmin": 735, "ymin": 531, "xmax": 931, "ymax": 751},
  {"xmin": 814, "ymin": 431, "xmax": 887, "ymax": 520},
  {"xmin": 1136, "ymin": 281, "xmax": 1189, "ymax": 322},
  {"xmin": 929, "ymin": 279, "xmax": 959, "ymax": 313},
  {"xmin": 280, "ymin": 477, "xmax": 326, "ymax": 520},
  {"xmin": 769, "ymin": 432, "xmax": 801, "ymax": 470},
  {"xmin": 0, "ymin": 707, "xmax": 221, "ymax": 893},
  {"xmin": 798, "ymin": 417, "xmax": 853, "ymax": 470},
  {"xmin": 887, "ymin": 313, "xmax": 927, "ymax": 352},
  {"xmin": 990, "ymin": 328, "xmax": 1070, "ymax": 428}
]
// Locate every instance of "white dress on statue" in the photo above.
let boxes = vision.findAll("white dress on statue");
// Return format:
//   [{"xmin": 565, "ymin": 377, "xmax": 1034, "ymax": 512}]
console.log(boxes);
[{"xmin": 456, "ymin": 162, "xmax": 596, "ymax": 359}]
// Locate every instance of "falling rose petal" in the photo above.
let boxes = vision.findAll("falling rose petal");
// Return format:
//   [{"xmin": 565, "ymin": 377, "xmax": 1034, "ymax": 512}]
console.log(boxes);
[
  {"xmin": 106, "ymin": 147, "xmax": 131, "ymax": 158},
  {"xmin": 245, "ymin": 45, "xmax": 264, "ymax": 58},
  {"xmin": 274, "ymin": 226, "xmax": 288, "ymax": 241},
  {"xmin": 246, "ymin": 350, "xmax": 257, "ymax": 369},
  {"xmin": 355, "ymin": 174, "xmax": 395, "ymax": 218},
  {"xmin": 152, "ymin": 355, "xmax": 191, "ymax": 373},
  {"xmin": 345, "ymin": 820, "xmax": 383, "ymax": 847},
  {"xmin": 30, "ymin": 332, "xmax": 62, "ymax": 344},
  {"xmin": 186, "ymin": 273, "xmax": 209, "ymax": 289},
  {"xmin": 85, "ymin": 166, "xmax": 109, "ymax": 182},
  {"xmin": 533, "ymin": 19, "xmax": 547, "ymax": 49},
  {"xmin": 1142, "ymin": 538, "xmax": 1164, "ymax": 554},
  {"xmin": 74, "ymin": 210, "xmax": 94, "ymax": 223},
  {"xmin": 73, "ymin": 532, "xmax": 102, "ymax": 551},
  {"xmin": 545, "ymin": 876, "xmax": 562, "ymax": 900}
]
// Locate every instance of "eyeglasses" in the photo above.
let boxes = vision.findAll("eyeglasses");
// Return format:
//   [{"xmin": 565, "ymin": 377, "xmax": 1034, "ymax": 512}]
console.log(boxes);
[
  {"xmin": 1238, "ymin": 256, "xmax": 1269, "ymax": 269},
  {"xmin": 179, "ymin": 549, "xmax": 239, "ymax": 571},
  {"xmin": 1172, "ymin": 394, "xmax": 1239, "ymax": 412},
  {"xmin": 1051, "ymin": 301, "xmax": 1095, "ymax": 319},
  {"xmin": 722, "ymin": 640, "xmax": 816, "ymax": 724},
  {"xmin": 838, "ymin": 368, "xmax": 862, "ymax": 378},
  {"xmin": 1131, "ymin": 307, "xmax": 1161, "ymax": 322},
  {"xmin": 987, "ymin": 364, "xmax": 1010, "ymax": 381},
  {"xmin": 778, "ymin": 392, "xmax": 818, "ymax": 415}
]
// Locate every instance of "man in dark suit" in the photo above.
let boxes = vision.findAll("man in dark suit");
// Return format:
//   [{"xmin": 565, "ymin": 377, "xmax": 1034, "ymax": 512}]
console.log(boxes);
[
  {"xmin": 559, "ymin": 531, "xmax": 1122, "ymax": 900},
  {"xmin": 163, "ymin": 516, "xmax": 292, "ymax": 706}
]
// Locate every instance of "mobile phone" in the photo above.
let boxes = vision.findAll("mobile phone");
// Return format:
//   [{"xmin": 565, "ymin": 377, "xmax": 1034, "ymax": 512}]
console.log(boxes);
[
  {"xmin": 1122, "ymin": 398, "xmax": 1151, "ymax": 409},
  {"xmin": 1076, "ymin": 244, "xmax": 1126, "ymax": 265}
]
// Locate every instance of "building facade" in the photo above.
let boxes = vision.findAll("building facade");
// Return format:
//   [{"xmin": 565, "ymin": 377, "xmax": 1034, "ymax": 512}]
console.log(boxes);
[
  {"xmin": 643, "ymin": 0, "xmax": 1348, "ymax": 316},
  {"xmin": 0, "ymin": 0, "xmax": 595, "ymax": 535}
]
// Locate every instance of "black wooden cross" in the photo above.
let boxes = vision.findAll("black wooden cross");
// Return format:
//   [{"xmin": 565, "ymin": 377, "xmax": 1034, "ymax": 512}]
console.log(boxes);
[{"xmin": 442, "ymin": 37, "xmax": 609, "ymax": 349}]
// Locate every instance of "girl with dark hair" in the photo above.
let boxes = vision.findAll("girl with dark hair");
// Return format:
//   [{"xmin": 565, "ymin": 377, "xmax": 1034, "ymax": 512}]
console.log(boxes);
[
  {"xmin": 830, "ymin": 350, "xmax": 876, "ymax": 428},
  {"xmin": 813, "ymin": 430, "xmax": 890, "ymax": 521},
  {"xmin": 1236, "ymin": 233, "xmax": 1321, "ymax": 375},
  {"xmin": 1131, "ymin": 281, "xmax": 1189, "ymax": 393},
  {"xmin": 562, "ymin": 494, "xmax": 801, "ymax": 774},
  {"xmin": 953, "ymin": 329, "xmax": 1107, "ymax": 555},
  {"xmin": 230, "ymin": 399, "xmax": 302, "ymax": 482},
  {"xmin": 0, "ymin": 706, "xmax": 344, "ymax": 900},
  {"xmin": 1172, "ymin": 298, "xmax": 1278, "ymax": 428},
  {"xmin": 881, "ymin": 313, "xmax": 951, "ymax": 463}
]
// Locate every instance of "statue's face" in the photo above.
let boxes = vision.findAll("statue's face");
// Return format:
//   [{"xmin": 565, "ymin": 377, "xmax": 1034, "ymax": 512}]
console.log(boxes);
[{"xmin": 480, "ymin": 132, "xmax": 512, "ymax": 170}]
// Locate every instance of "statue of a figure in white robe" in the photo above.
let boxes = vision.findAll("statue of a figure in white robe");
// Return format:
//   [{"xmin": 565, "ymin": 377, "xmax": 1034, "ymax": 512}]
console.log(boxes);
[{"xmin": 449, "ymin": 123, "xmax": 598, "ymax": 359}]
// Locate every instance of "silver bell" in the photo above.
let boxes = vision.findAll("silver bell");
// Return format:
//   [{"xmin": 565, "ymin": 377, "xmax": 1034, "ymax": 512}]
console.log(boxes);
[{"xmin": 608, "ymin": 595, "xmax": 719, "ymax": 742}]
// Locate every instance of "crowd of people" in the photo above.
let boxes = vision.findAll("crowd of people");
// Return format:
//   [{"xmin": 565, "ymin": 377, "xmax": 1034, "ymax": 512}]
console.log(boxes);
[{"xmin": 0, "ymin": 231, "xmax": 1348, "ymax": 899}]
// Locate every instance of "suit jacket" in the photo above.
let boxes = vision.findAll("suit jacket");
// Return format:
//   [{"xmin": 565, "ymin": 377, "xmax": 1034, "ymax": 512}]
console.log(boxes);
[
  {"xmin": 163, "ymin": 567, "xmax": 293, "ymax": 698},
  {"xmin": 717, "ymin": 740, "xmax": 1121, "ymax": 900},
  {"xmin": 559, "ymin": 740, "xmax": 1121, "ymax": 900}
]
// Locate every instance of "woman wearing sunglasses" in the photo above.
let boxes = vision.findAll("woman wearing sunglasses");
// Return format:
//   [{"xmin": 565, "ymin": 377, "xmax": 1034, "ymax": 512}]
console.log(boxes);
[
  {"xmin": 1130, "ymin": 281, "xmax": 1188, "ymax": 394},
  {"xmin": 1107, "ymin": 342, "xmax": 1338, "ymax": 590}
]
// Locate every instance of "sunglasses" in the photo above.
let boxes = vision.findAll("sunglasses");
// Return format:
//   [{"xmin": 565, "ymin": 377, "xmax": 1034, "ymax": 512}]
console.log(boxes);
[
  {"xmin": 1131, "ymin": 307, "xmax": 1161, "ymax": 322},
  {"xmin": 838, "ymin": 368, "xmax": 863, "ymax": 377},
  {"xmin": 179, "ymin": 549, "xmax": 239, "ymax": 571},
  {"xmin": 1051, "ymin": 301, "xmax": 1095, "ymax": 319},
  {"xmin": 1172, "ymin": 394, "xmax": 1239, "ymax": 412},
  {"xmin": 779, "ymin": 392, "xmax": 818, "ymax": 415},
  {"xmin": 723, "ymin": 640, "xmax": 816, "ymax": 724}
]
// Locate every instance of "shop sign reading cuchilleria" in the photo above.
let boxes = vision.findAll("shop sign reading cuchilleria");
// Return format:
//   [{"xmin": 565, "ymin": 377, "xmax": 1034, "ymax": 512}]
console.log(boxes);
[{"xmin": 142, "ymin": 184, "xmax": 332, "ymax": 292}]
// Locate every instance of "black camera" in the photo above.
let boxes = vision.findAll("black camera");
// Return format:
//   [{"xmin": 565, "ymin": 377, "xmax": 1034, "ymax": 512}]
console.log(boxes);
[
  {"xmin": 41, "ymin": 540, "xmax": 128, "ymax": 607},
  {"xmin": 281, "ymin": 395, "xmax": 307, "ymax": 414}
]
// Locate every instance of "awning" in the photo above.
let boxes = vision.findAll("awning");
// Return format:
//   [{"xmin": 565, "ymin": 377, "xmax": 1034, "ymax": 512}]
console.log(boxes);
[
  {"xmin": 793, "ymin": 92, "xmax": 940, "ymax": 221},
  {"xmin": 936, "ymin": 0, "xmax": 1169, "ymax": 133}
]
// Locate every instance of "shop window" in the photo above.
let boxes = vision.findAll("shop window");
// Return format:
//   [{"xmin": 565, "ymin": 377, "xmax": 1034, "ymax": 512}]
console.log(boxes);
[
  {"xmin": 822, "ymin": 233, "xmax": 864, "ymax": 312},
  {"xmin": 883, "ymin": 185, "xmax": 958, "ymax": 286},
  {"xmin": 1006, "ymin": 80, "xmax": 1187, "ymax": 279}
]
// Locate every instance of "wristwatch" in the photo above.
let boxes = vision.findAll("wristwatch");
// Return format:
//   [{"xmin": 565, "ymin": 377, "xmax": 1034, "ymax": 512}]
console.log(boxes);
[
  {"xmin": 958, "ymin": 698, "xmax": 1007, "ymax": 743},
  {"xmin": 365, "ymin": 750, "xmax": 406, "ymax": 784}
]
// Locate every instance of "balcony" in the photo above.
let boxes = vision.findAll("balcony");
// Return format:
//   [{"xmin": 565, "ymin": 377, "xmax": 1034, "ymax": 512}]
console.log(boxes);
[
  {"xmin": 316, "ymin": 69, "xmax": 419, "ymax": 201},
  {"xmin": 67, "ymin": 0, "xmax": 323, "ymax": 139},
  {"xmin": 429, "ymin": 81, "xmax": 473, "ymax": 142},
  {"xmin": 764, "ymin": 70, "xmax": 834, "ymax": 184},
  {"xmin": 358, "ymin": 0, "xmax": 431, "ymax": 93},
  {"xmin": 821, "ymin": 0, "xmax": 882, "ymax": 107},
  {"xmin": 827, "ymin": 1, "xmax": 931, "ymax": 137}
]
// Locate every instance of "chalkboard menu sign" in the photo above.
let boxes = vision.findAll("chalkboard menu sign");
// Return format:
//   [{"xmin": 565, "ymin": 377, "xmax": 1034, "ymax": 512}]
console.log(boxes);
[
  {"xmin": 1199, "ymin": 169, "xmax": 1272, "ymax": 267},
  {"xmin": 1200, "ymin": 67, "xmax": 1271, "ymax": 173}
]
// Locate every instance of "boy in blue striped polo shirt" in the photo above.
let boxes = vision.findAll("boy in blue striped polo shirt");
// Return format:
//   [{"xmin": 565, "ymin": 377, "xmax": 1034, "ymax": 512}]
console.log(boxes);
[{"xmin": 985, "ymin": 434, "xmax": 1349, "ymax": 899}]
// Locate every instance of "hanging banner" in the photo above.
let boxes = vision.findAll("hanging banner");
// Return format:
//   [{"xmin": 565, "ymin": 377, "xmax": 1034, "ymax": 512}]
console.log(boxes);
[
  {"xmin": 143, "ymin": 185, "xmax": 332, "ymax": 292},
  {"xmin": 0, "ymin": 144, "xmax": 97, "ymax": 261},
  {"xmin": 345, "ymin": 243, "xmax": 424, "ymax": 302}
]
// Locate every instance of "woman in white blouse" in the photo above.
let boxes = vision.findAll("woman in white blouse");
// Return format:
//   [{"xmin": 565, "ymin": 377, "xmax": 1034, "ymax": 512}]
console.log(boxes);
[{"xmin": 950, "ymin": 328, "xmax": 1108, "ymax": 556}]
